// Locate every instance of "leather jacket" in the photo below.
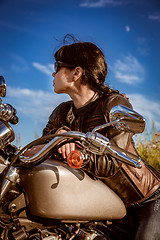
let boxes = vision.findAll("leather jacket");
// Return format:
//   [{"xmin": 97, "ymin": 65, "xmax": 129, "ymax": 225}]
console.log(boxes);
[{"xmin": 43, "ymin": 93, "xmax": 160, "ymax": 206}]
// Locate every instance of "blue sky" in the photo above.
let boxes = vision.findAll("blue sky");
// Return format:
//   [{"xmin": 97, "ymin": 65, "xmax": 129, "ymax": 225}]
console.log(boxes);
[{"xmin": 0, "ymin": 0, "xmax": 160, "ymax": 146}]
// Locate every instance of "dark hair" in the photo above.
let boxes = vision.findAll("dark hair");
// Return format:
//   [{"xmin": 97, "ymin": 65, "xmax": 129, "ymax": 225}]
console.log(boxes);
[{"xmin": 54, "ymin": 35, "xmax": 118, "ymax": 94}]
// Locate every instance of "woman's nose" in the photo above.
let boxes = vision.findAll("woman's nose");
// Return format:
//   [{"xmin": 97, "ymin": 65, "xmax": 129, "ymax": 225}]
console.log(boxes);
[{"xmin": 52, "ymin": 72, "xmax": 55, "ymax": 77}]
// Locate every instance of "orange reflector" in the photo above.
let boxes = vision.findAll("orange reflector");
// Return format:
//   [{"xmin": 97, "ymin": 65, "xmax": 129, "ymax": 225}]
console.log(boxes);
[{"xmin": 67, "ymin": 150, "xmax": 83, "ymax": 169}]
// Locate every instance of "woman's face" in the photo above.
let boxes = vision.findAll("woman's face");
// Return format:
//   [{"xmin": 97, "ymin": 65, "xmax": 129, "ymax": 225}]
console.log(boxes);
[{"xmin": 52, "ymin": 67, "xmax": 74, "ymax": 94}]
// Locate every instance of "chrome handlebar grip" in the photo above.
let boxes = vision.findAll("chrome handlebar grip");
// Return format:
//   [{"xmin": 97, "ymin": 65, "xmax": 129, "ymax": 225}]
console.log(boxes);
[{"xmin": 105, "ymin": 144, "xmax": 142, "ymax": 168}]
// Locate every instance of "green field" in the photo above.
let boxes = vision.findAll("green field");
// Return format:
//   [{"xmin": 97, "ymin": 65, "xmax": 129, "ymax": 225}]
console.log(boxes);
[{"xmin": 136, "ymin": 129, "xmax": 160, "ymax": 171}]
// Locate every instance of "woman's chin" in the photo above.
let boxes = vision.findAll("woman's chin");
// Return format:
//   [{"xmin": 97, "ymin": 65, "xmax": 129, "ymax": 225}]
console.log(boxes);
[{"xmin": 54, "ymin": 88, "xmax": 63, "ymax": 94}]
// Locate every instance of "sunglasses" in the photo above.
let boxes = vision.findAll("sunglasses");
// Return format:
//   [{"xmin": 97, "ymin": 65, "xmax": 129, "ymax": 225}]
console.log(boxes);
[{"xmin": 54, "ymin": 61, "xmax": 77, "ymax": 73}]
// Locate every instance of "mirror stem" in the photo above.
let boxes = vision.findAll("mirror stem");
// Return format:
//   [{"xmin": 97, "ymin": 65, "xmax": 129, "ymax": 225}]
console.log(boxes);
[{"xmin": 90, "ymin": 118, "xmax": 124, "ymax": 138}]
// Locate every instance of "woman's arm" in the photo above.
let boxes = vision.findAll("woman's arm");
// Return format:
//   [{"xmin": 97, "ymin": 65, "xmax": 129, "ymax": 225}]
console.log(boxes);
[{"xmin": 85, "ymin": 94, "xmax": 136, "ymax": 178}]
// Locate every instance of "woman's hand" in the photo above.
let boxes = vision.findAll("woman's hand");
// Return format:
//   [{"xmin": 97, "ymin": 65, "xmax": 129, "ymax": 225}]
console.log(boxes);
[{"xmin": 57, "ymin": 129, "xmax": 75, "ymax": 159}]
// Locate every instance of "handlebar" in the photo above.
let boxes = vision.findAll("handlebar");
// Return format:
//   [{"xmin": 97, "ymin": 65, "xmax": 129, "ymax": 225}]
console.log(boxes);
[
  {"xmin": 19, "ymin": 132, "xmax": 86, "ymax": 164},
  {"xmin": 19, "ymin": 130, "xmax": 142, "ymax": 169}
]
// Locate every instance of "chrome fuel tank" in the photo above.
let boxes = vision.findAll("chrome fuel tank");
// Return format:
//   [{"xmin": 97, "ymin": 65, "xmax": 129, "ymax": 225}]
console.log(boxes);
[{"xmin": 21, "ymin": 159, "xmax": 126, "ymax": 221}]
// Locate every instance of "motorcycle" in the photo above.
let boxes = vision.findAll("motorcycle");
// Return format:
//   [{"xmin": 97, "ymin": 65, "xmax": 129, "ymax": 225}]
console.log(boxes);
[{"xmin": 0, "ymin": 76, "xmax": 145, "ymax": 240}]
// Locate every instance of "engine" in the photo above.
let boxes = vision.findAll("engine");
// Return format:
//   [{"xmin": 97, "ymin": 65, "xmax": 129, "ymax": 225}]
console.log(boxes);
[{"xmin": 7, "ymin": 224, "xmax": 107, "ymax": 240}]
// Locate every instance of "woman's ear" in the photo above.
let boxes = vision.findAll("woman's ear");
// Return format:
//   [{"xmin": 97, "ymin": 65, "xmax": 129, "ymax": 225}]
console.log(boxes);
[{"xmin": 73, "ymin": 66, "xmax": 83, "ymax": 81}]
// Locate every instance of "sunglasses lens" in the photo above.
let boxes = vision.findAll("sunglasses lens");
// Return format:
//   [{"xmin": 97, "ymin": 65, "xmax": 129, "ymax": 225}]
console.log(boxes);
[
  {"xmin": 54, "ymin": 62, "xmax": 58, "ymax": 73},
  {"xmin": 54, "ymin": 62, "xmax": 76, "ymax": 73}
]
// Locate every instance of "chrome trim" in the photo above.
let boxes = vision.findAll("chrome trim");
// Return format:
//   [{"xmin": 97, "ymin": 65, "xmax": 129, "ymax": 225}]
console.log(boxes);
[
  {"xmin": 109, "ymin": 105, "xmax": 145, "ymax": 134},
  {"xmin": 90, "ymin": 118, "xmax": 123, "ymax": 137},
  {"xmin": 0, "ymin": 103, "xmax": 14, "ymax": 122},
  {"xmin": 20, "ymin": 132, "xmax": 87, "ymax": 163},
  {"xmin": 0, "ymin": 120, "xmax": 15, "ymax": 148},
  {"xmin": 19, "ymin": 130, "xmax": 142, "ymax": 168},
  {"xmin": 106, "ymin": 144, "xmax": 142, "ymax": 168},
  {"xmin": 0, "ymin": 167, "xmax": 20, "ymax": 200},
  {"xmin": 0, "ymin": 76, "xmax": 6, "ymax": 98}
]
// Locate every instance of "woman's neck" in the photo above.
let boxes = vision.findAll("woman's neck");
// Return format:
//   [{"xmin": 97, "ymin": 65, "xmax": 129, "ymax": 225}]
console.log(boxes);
[{"xmin": 69, "ymin": 86, "xmax": 97, "ymax": 109}]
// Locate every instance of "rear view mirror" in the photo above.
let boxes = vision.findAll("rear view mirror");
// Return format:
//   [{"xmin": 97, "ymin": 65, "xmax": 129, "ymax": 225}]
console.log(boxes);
[
  {"xmin": 0, "ymin": 76, "xmax": 6, "ymax": 98},
  {"xmin": 109, "ymin": 105, "xmax": 145, "ymax": 134}
]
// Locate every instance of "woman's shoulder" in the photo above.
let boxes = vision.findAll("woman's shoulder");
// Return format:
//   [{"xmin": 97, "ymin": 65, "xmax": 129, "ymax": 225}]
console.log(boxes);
[
  {"xmin": 101, "ymin": 92, "xmax": 133, "ymax": 113},
  {"xmin": 49, "ymin": 100, "xmax": 73, "ymax": 119},
  {"xmin": 57, "ymin": 100, "xmax": 73, "ymax": 110}
]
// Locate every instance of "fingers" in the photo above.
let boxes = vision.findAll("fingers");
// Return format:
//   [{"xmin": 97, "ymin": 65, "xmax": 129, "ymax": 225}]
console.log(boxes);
[
  {"xmin": 60, "ymin": 144, "xmax": 66, "ymax": 159},
  {"xmin": 65, "ymin": 143, "xmax": 70, "ymax": 158},
  {"xmin": 70, "ymin": 142, "xmax": 75, "ymax": 152},
  {"xmin": 58, "ymin": 142, "xmax": 76, "ymax": 159}
]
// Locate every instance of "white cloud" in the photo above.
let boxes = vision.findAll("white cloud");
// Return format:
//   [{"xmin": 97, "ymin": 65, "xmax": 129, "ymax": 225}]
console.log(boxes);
[
  {"xmin": 4, "ymin": 86, "xmax": 70, "ymax": 146},
  {"xmin": 6, "ymin": 86, "xmax": 69, "ymax": 120},
  {"xmin": 80, "ymin": 0, "xmax": 128, "ymax": 7},
  {"xmin": 125, "ymin": 25, "xmax": 130, "ymax": 32},
  {"xmin": 32, "ymin": 62, "xmax": 53, "ymax": 75},
  {"xmin": 148, "ymin": 13, "xmax": 160, "ymax": 21},
  {"xmin": 128, "ymin": 93, "xmax": 160, "ymax": 130},
  {"xmin": 113, "ymin": 54, "xmax": 145, "ymax": 85}
]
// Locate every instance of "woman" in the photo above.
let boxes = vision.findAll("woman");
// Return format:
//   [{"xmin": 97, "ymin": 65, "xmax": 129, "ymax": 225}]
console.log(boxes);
[{"xmin": 42, "ymin": 37, "xmax": 160, "ymax": 240}]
